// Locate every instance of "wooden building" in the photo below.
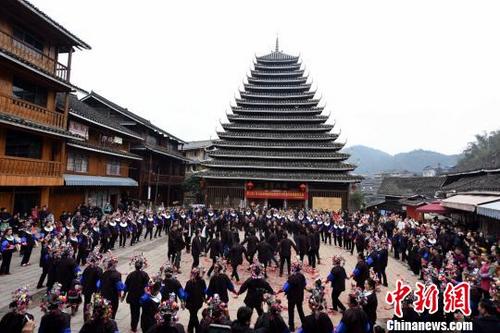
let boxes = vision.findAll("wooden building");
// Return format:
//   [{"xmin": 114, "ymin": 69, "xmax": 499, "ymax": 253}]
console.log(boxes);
[
  {"xmin": 0, "ymin": 0, "xmax": 89, "ymax": 215},
  {"xmin": 374, "ymin": 176, "xmax": 445, "ymax": 218},
  {"xmin": 202, "ymin": 41, "xmax": 362, "ymax": 210},
  {"xmin": 81, "ymin": 92, "xmax": 189, "ymax": 206},
  {"xmin": 48, "ymin": 94, "xmax": 143, "ymax": 216}
]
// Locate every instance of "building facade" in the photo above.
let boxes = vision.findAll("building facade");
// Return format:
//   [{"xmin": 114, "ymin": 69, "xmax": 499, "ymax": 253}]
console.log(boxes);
[
  {"xmin": 0, "ymin": 0, "xmax": 89, "ymax": 215},
  {"xmin": 48, "ymin": 94, "xmax": 142, "ymax": 216},
  {"xmin": 202, "ymin": 41, "xmax": 362, "ymax": 210},
  {"xmin": 81, "ymin": 92, "xmax": 189, "ymax": 206}
]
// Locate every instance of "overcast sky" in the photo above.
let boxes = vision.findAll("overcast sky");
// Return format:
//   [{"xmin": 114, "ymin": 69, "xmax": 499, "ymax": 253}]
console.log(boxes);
[{"xmin": 34, "ymin": 0, "xmax": 500, "ymax": 155}]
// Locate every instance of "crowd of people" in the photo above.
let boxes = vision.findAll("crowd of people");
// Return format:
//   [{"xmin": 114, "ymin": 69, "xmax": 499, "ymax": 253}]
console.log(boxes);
[{"xmin": 0, "ymin": 202, "xmax": 498, "ymax": 333}]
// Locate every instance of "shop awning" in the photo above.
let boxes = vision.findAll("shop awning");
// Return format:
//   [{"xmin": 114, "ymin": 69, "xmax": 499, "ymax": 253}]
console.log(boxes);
[
  {"xmin": 442, "ymin": 195, "xmax": 500, "ymax": 212},
  {"xmin": 477, "ymin": 200, "xmax": 500, "ymax": 220},
  {"xmin": 64, "ymin": 174, "xmax": 138, "ymax": 187},
  {"xmin": 416, "ymin": 201, "xmax": 449, "ymax": 214}
]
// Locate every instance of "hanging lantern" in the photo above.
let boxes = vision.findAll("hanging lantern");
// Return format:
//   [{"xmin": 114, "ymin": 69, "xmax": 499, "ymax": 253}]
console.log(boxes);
[
  {"xmin": 299, "ymin": 183, "xmax": 307, "ymax": 192},
  {"xmin": 199, "ymin": 178, "xmax": 206, "ymax": 190},
  {"xmin": 246, "ymin": 181, "xmax": 254, "ymax": 190}
]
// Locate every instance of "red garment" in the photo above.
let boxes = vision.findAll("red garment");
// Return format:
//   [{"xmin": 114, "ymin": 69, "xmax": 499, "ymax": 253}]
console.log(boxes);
[{"xmin": 479, "ymin": 263, "xmax": 492, "ymax": 292}]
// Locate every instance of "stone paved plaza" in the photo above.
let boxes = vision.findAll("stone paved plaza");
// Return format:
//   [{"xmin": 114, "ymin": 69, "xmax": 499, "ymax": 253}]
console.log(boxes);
[{"xmin": 0, "ymin": 235, "xmax": 418, "ymax": 332}]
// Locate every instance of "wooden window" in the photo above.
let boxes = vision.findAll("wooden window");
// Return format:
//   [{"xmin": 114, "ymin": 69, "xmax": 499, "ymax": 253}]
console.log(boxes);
[
  {"xmin": 12, "ymin": 77, "xmax": 48, "ymax": 107},
  {"xmin": 67, "ymin": 152, "xmax": 88, "ymax": 173},
  {"xmin": 13, "ymin": 26, "xmax": 44, "ymax": 53},
  {"xmin": 5, "ymin": 130, "xmax": 42, "ymax": 159},
  {"xmin": 69, "ymin": 121, "xmax": 89, "ymax": 140},
  {"xmin": 106, "ymin": 160, "xmax": 121, "ymax": 176},
  {"xmin": 146, "ymin": 135, "xmax": 158, "ymax": 145}
]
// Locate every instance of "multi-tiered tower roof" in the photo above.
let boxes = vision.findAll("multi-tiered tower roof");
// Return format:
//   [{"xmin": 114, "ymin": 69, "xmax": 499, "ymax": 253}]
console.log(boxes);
[{"xmin": 202, "ymin": 40, "xmax": 362, "ymax": 184}]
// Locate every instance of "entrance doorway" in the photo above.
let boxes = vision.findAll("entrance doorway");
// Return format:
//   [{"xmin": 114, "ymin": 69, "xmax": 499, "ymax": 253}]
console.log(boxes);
[
  {"xmin": 267, "ymin": 199, "xmax": 284, "ymax": 209},
  {"xmin": 13, "ymin": 189, "xmax": 40, "ymax": 216}
]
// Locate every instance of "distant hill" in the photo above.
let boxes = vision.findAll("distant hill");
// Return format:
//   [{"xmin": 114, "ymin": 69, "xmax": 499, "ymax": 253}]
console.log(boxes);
[{"xmin": 345, "ymin": 145, "xmax": 460, "ymax": 175}]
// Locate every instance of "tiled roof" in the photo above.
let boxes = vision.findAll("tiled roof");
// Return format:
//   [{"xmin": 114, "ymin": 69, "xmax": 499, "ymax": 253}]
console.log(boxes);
[
  {"xmin": 82, "ymin": 91, "xmax": 186, "ymax": 144},
  {"xmin": 256, "ymin": 51, "xmax": 299, "ymax": 62},
  {"xmin": 202, "ymin": 169, "xmax": 363, "ymax": 183},
  {"xmin": 0, "ymin": 112, "xmax": 83, "ymax": 140},
  {"xmin": 442, "ymin": 170, "xmax": 500, "ymax": 193},
  {"xmin": 57, "ymin": 94, "xmax": 142, "ymax": 140},
  {"xmin": 217, "ymin": 131, "xmax": 338, "ymax": 141},
  {"xmin": 132, "ymin": 143, "xmax": 190, "ymax": 162},
  {"xmin": 213, "ymin": 140, "xmax": 344, "ymax": 150},
  {"xmin": 180, "ymin": 140, "xmax": 214, "ymax": 151},
  {"xmin": 17, "ymin": 0, "xmax": 90, "ymax": 49},
  {"xmin": 203, "ymin": 159, "xmax": 356, "ymax": 171},
  {"xmin": 207, "ymin": 149, "xmax": 350, "ymax": 160},
  {"xmin": 67, "ymin": 141, "xmax": 142, "ymax": 161},
  {"xmin": 378, "ymin": 176, "xmax": 445, "ymax": 197}
]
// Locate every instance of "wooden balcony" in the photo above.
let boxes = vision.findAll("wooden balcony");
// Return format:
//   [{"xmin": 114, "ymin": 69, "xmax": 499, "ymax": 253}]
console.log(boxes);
[
  {"xmin": 0, "ymin": 156, "xmax": 63, "ymax": 186},
  {"xmin": 0, "ymin": 93, "xmax": 65, "ymax": 129},
  {"xmin": 0, "ymin": 29, "xmax": 68, "ymax": 81},
  {"xmin": 140, "ymin": 173, "xmax": 184, "ymax": 186}
]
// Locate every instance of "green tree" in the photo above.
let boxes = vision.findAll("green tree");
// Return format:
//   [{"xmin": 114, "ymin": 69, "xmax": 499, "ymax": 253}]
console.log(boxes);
[
  {"xmin": 350, "ymin": 190, "xmax": 365, "ymax": 211},
  {"xmin": 182, "ymin": 175, "xmax": 203, "ymax": 204},
  {"xmin": 456, "ymin": 130, "xmax": 500, "ymax": 171}
]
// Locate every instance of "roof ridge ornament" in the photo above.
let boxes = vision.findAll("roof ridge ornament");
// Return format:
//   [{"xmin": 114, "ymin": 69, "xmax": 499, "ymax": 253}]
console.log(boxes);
[{"xmin": 275, "ymin": 35, "xmax": 279, "ymax": 52}]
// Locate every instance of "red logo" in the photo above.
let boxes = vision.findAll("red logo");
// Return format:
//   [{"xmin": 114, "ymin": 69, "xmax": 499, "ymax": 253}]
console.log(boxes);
[
  {"xmin": 386, "ymin": 280, "xmax": 471, "ymax": 317},
  {"xmin": 385, "ymin": 280, "xmax": 412, "ymax": 317},
  {"xmin": 413, "ymin": 282, "xmax": 439, "ymax": 314},
  {"xmin": 443, "ymin": 282, "xmax": 471, "ymax": 316}
]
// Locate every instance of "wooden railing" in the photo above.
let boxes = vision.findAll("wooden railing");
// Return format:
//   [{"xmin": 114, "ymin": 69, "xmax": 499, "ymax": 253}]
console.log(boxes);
[
  {"xmin": 0, "ymin": 156, "xmax": 62, "ymax": 177},
  {"xmin": 0, "ymin": 93, "xmax": 65, "ymax": 128},
  {"xmin": 0, "ymin": 29, "xmax": 68, "ymax": 81}
]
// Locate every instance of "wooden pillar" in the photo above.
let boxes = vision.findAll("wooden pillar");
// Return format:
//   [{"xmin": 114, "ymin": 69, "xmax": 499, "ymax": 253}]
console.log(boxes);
[
  {"xmin": 167, "ymin": 159, "xmax": 172, "ymax": 206},
  {"xmin": 0, "ymin": 129, "xmax": 6, "ymax": 155},
  {"xmin": 40, "ymin": 187, "xmax": 50, "ymax": 207}
]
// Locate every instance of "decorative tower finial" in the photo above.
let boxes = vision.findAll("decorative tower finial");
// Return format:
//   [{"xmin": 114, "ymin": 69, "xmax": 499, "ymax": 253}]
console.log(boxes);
[{"xmin": 275, "ymin": 35, "xmax": 279, "ymax": 52}]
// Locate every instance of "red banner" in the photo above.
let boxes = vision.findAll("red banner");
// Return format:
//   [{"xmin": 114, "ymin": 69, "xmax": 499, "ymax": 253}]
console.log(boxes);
[{"xmin": 245, "ymin": 190, "xmax": 307, "ymax": 200}]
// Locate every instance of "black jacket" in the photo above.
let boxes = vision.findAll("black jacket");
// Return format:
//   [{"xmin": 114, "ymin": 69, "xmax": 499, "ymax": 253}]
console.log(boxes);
[
  {"xmin": 285, "ymin": 272, "xmax": 306, "ymax": 303},
  {"xmin": 55, "ymin": 256, "xmax": 77, "ymax": 292},
  {"xmin": 241, "ymin": 235, "xmax": 259, "ymax": 254},
  {"xmin": 100, "ymin": 269, "xmax": 122, "ymax": 301},
  {"xmin": 301, "ymin": 312, "xmax": 333, "ymax": 333},
  {"xmin": 376, "ymin": 249, "xmax": 388, "ymax": 270},
  {"xmin": 229, "ymin": 243, "xmax": 246, "ymax": 265},
  {"xmin": 82, "ymin": 265, "xmax": 103, "ymax": 296},
  {"xmin": 257, "ymin": 241, "xmax": 273, "ymax": 262},
  {"xmin": 207, "ymin": 273, "xmax": 234, "ymax": 303},
  {"xmin": 296, "ymin": 234, "xmax": 308, "ymax": 254},
  {"xmin": 38, "ymin": 310, "xmax": 71, "ymax": 333},
  {"xmin": 125, "ymin": 270, "xmax": 150, "ymax": 303},
  {"xmin": 191, "ymin": 236, "xmax": 202, "ymax": 257},
  {"xmin": 239, "ymin": 277, "xmax": 273, "ymax": 308},
  {"xmin": 353, "ymin": 261, "xmax": 369, "ymax": 285},
  {"xmin": 161, "ymin": 277, "xmax": 183, "ymax": 302},
  {"xmin": 184, "ymin": 278, "xmax": 206, "ymax": 310},
  {"xmin": 339, "ymin": 307, "xmax": 369, "ymax": 333},
  {"xmin": 278, "ymin": 238, "xmax": 297, "ymax": 257},
  {"xmin": 362, "ymin": 292, "xmax": 378, "ymax": 324},
  {"xmin": 472, "ymin": 315, "xmax": 500, "ymax": 333},
  {"xmin": 329, "ymin": 266, "xmax": 347, "ymax": 292},
  {"xmin": 208, "ymin": 239, "xmax": 223, "ymax": 259}
]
